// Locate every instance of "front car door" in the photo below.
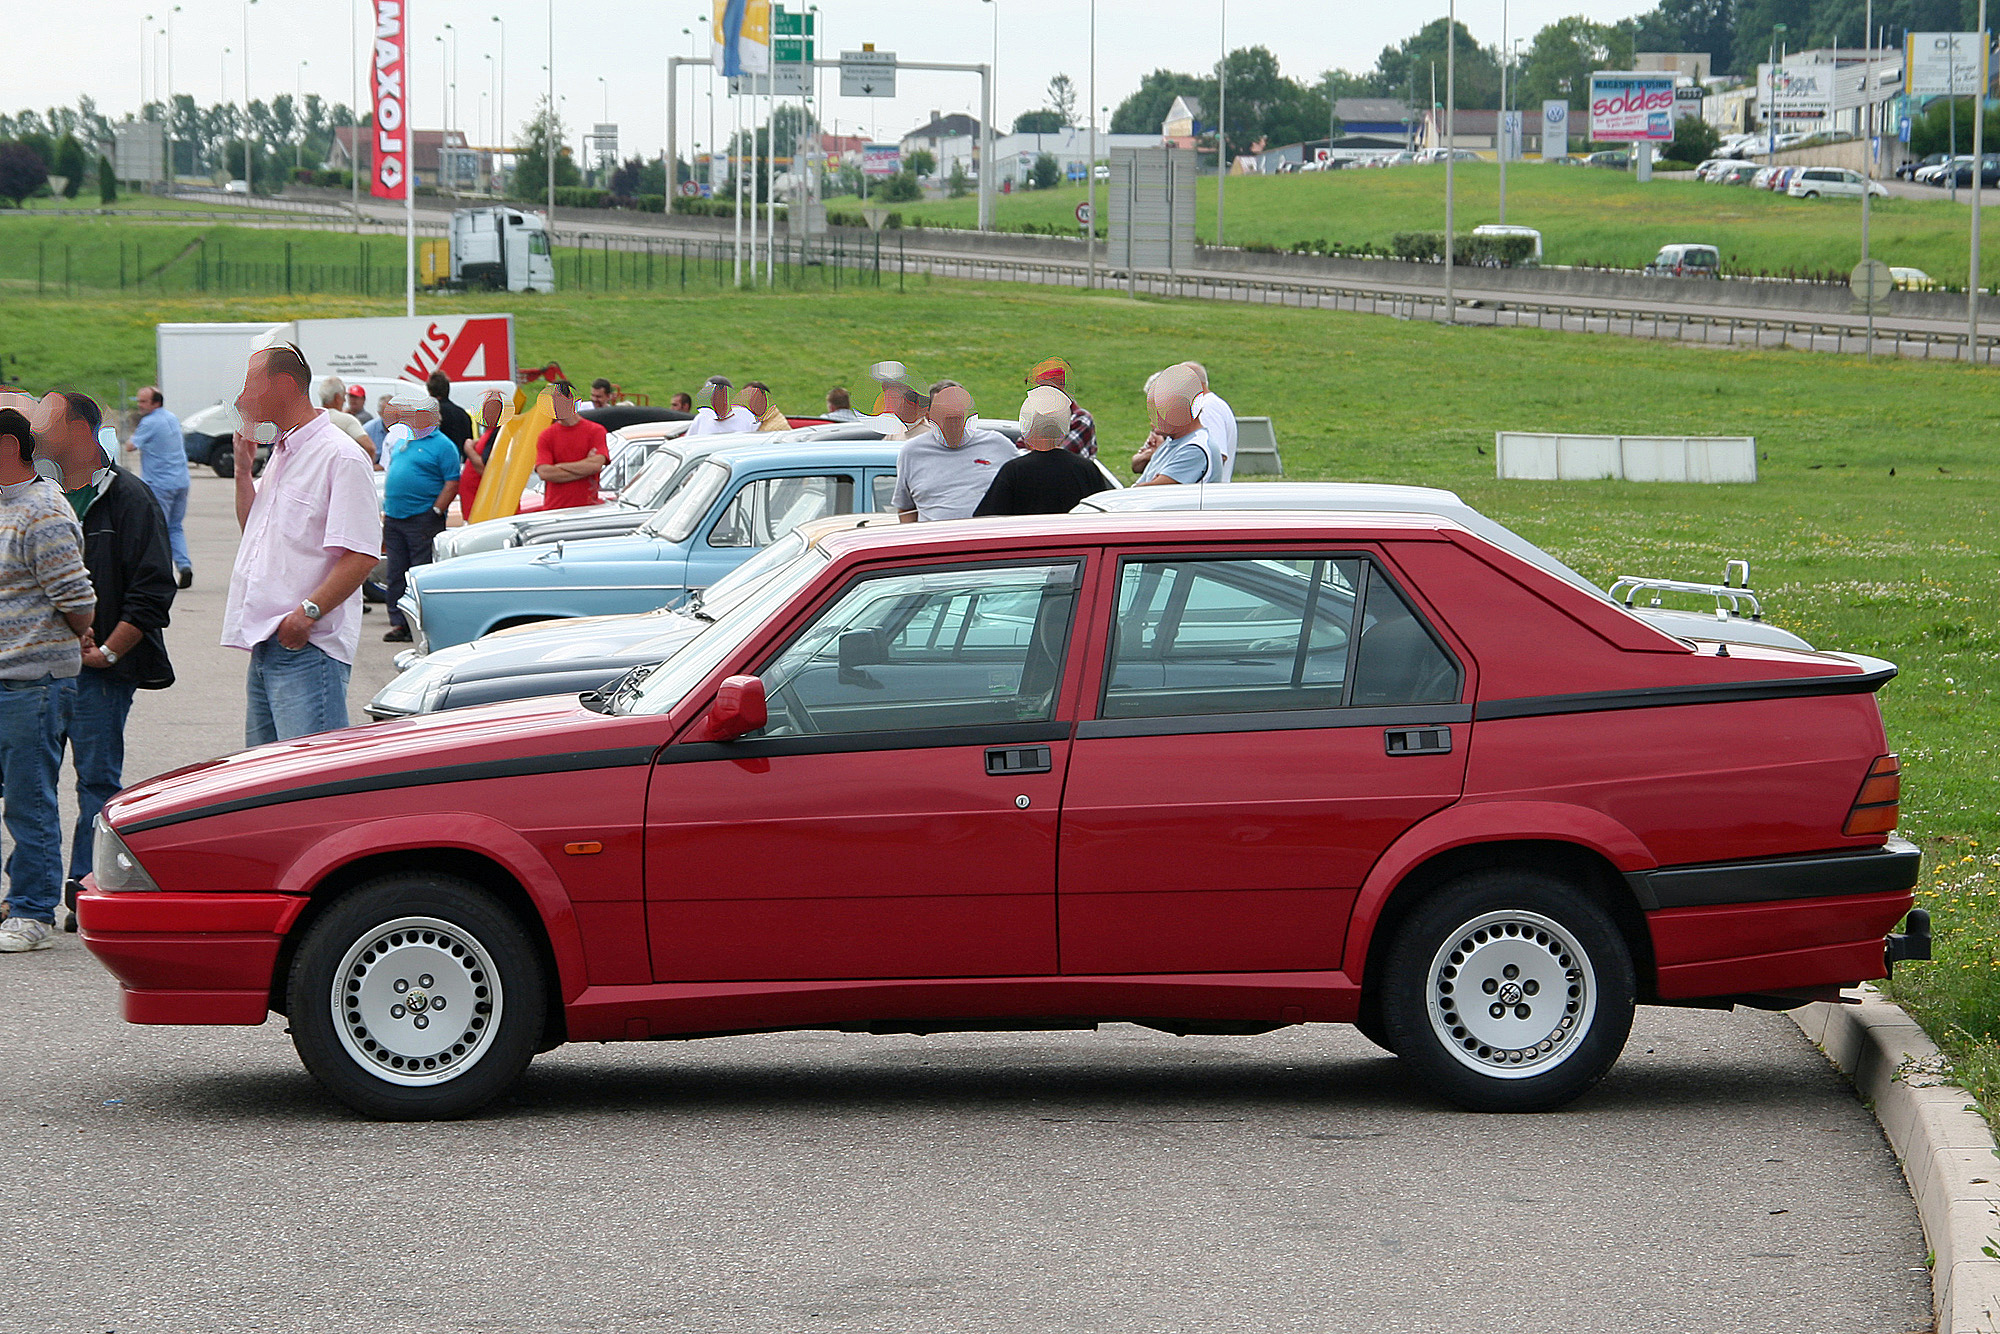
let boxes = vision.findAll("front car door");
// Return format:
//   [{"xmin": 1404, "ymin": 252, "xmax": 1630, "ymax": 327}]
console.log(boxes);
[
  {"xmin": 645, "ymin": 556, "xmax": 1091, "ymax": 981},
  {"xmin": 1058, "ymin": 550, "xmax": 1471, "ymax": 975},
  {"xmin": 683, "ymin": 469, "xmax": 866, "ymax": 592}
]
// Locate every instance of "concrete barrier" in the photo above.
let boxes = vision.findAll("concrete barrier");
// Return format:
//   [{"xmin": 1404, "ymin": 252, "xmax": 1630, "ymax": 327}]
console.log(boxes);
[{"xmin": 1496, "ymin": 432, "xmax": 1757, "ymax": 483}]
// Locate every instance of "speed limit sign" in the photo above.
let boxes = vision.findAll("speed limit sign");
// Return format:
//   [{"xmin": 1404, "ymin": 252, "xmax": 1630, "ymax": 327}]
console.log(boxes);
[
  {"xmin": 1074, "ymin": 201, "xmax": 1093, "ymax": 225},
  {"xmin": 679, "ymin": 181, "xmax": 701, "ymax": 198}
]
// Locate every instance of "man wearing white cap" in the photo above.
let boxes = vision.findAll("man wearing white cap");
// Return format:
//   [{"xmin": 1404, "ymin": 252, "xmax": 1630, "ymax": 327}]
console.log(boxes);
[
  {"xmin": 686, "ymin": 376, "xmax": 760, "ymax": 436},
  {"xmin": 891, "ymin": 386, "xmax": 1014, "ymax": 522},
  {"xmin": 975, "ymin": 386, "xmax": 1110, "ymax": 516}
]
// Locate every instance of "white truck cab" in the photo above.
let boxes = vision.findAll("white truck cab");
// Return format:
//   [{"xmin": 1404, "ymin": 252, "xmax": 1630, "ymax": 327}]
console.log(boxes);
[{"xmin": 449, "ymin": 208, "xmax": 556, "ymax": 293}]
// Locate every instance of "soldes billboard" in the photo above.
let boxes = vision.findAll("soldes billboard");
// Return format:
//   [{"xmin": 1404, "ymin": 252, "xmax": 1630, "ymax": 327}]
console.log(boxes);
[{"xmin": 1588, "ymin": 73, "xmax": 1678, "ymax": 142}]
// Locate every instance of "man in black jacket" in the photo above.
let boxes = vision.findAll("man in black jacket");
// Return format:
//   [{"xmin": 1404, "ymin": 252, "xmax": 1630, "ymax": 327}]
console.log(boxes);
[
  {"xmin": 427, "ymin": 371, "xmax": 474, "ymax": 454},
  {"xmin": 35, "ymin": 392, "xmax": 176, "ymax": 926}
]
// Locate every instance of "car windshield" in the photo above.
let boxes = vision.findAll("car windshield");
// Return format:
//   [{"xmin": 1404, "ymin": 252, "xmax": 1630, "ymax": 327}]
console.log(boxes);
[
  {"xmin": 697, "ymin": 527, "xmax": 811, "ymax": 613},
  {"xmin": 640, "ymin": 459, "xmax": 731, "ymax": 543},
  {"xmin": 617, "ymin": 545, "xmax": 832, "ymax": 715},
  {"xmin": 618, "ymin": 446, "xmax": 687, "ymax": 510}
]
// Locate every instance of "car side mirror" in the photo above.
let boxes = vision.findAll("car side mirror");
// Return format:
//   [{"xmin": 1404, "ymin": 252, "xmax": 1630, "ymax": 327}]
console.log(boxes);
[
  {"xmin": 838, "ymin": 628, "xmax": 888, "ymax": 671},
  {"xmin": 704, "ymin": 675, "xmax": 767, "ymax": 742}
]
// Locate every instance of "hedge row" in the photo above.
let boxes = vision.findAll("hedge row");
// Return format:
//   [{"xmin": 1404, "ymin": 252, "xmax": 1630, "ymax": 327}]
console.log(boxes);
[{"xmin": 1390, "ymin": 230, "xmax": 1539, "ymax": 268}]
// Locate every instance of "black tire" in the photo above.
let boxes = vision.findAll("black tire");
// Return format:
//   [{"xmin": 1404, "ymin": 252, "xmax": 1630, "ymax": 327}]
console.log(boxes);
[
  {"xmin": 1379, "ymin": 870, "xmax": 1634, "ymax": 1113},
  {"xmin": 208, "ymin": 439, "xmax": 234, "ymax": 478},
  {"xmin": 287, "ymin": 875, "xmax": 546, "ymax": 1120}
]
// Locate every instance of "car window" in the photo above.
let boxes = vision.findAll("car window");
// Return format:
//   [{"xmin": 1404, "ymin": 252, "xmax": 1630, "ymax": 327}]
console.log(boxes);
[
  {"xmin": 643, "ymin": 459, "xmax": 731, "ymax": 542},
  {"xmin": 1102, "ymin": 558, "xmax": 1362, "ymax": 718},
  {"xmin": 871, "ymin": 474, "xmax": 897, "ymax": 512},
  {"xmin": 619, "ymin": 447, "xmax": 685, "ymax": 510},
  {"xmin": 750, "ymin": 562, "xmax": 1081, "ymax": 738},
  {"xmin": 1350, "ymin": 568, "xmax": 1461, "ymax": 706},
  {"xmin": 708, "ymin": 474, "xmax": 856, "ymax": 549}
]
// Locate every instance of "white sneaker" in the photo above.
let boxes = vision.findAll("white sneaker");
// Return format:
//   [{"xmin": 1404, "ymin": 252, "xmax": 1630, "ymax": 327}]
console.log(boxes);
[{"xmin": 0, "ymin": 917, "xmax": 54, "ymax": 952}]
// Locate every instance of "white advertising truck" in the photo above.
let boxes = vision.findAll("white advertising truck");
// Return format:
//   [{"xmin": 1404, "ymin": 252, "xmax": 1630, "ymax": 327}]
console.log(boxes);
[
  {"xmin": 160, "ymin": 313, "xmax": 516, "ymax": 475},
  {"xmin": 446, "ymin": 207, "xmax": 556, "ymax": 292}
]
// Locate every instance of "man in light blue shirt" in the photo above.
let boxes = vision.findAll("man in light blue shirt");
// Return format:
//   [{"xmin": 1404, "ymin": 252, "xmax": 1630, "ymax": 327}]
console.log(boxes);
[
  {"xmin": 379, "ymin": 393, "xmax": 461, "ymax": 644},
  {"xmin": 1135, "ymin": 364, "xmax": 1221, "ymax": 487},
  {"xmin": 130, "ymin": 386, "xmax": 192, "ymax": 586},
  {"xmin": 363, "ymin": 391, "xmax": 392, "ymax": 455}
]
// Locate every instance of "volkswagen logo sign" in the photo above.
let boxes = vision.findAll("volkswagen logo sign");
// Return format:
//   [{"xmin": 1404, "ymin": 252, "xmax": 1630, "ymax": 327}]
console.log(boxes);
[{"xmin": 1545, "ymin": 104, "xmax": 1567, "ymax": 124}]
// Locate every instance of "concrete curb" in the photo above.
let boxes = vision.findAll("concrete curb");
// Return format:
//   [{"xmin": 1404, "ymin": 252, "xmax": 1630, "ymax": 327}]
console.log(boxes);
[{"xmin": 1793, "ymin": 990, "xmax": 2000, "ymax": 1334}]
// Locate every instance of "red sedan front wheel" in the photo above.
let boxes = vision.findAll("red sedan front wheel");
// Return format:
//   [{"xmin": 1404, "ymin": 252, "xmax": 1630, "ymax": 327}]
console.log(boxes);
[{"xmin": 288, "ymin": 875, "xmax": 546, "ymax": 1120}]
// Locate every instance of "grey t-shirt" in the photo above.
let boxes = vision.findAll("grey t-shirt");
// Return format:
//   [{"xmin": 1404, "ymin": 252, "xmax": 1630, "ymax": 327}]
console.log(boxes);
[{"xmin": 891, "ymin": 427, "xmax": 1017, "ymax": 521}]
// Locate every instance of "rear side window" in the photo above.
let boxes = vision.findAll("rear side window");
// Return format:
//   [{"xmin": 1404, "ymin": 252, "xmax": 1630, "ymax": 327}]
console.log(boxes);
[
  {"xmin": 707, "ymin": 475, "xmax": 855, "ymax": 549},
  {"xmin": 1100, "ymin": 556, "xmax": 1459, "ymax": 719}
]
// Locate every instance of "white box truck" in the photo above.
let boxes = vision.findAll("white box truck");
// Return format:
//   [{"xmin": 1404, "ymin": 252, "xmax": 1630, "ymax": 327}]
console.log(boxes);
[
  {"xmin": 447, "ymin": 208, "xmax": 555, "ymax": 292},
  {"xmin": 160, "ymin": 314, "xmax": 516, "ymax": 475}
]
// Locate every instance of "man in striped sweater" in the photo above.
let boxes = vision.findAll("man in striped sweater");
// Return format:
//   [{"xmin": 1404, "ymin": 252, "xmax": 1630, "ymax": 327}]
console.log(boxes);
[{"xmin": 0, "ymin": 407, "xmax": 97, "ymax": 953}]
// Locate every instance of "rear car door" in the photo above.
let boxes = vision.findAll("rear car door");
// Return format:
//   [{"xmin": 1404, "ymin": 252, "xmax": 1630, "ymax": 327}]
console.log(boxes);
[
  {"xmin": 645, "ymin": 556, "xmax": 1090, "ymax": 981},
  {"xmin": 684, "ymin": 469, "xmax": 866, "ymax": 591},
  {"xmin": 1058, "ymin": 551, "xmax": 1471, "ymax": 974}
]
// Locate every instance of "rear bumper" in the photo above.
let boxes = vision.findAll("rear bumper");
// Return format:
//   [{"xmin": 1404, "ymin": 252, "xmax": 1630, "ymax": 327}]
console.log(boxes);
[
  {"xmin": 77, "ymin": 890, "xmax": 308, "ymax": 1025},
  {"xmin": 1640, "ymin": 839, "xmax": 1922, "ymax": 1001}
]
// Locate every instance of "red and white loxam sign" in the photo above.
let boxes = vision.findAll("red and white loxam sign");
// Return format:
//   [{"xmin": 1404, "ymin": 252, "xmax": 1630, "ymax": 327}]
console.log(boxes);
[
  {"xmin": 369, "ymin": 0, "xmax": 409, "ymax": 199},
  {"xmin": 290, "ymin": 315, "xmax": 516, "ymax": 385}
]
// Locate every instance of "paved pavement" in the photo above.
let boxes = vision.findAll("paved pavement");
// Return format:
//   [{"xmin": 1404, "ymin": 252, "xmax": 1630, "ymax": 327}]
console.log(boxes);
[{"xmin": 0, "ymin": 478, "xmax": 1935, "ymax": 1334}]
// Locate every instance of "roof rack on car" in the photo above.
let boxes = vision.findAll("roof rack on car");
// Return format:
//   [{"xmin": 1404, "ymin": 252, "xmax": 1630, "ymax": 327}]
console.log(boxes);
[{"xmin": 1608, "ymin": 560, "xmax": 1762, "ymax": 622}]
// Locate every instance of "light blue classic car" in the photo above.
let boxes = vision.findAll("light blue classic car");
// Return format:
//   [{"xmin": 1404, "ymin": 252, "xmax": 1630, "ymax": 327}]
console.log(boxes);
[{"xmin": 402, "ymin": 437, "xmax": 907, "ymax": 653}]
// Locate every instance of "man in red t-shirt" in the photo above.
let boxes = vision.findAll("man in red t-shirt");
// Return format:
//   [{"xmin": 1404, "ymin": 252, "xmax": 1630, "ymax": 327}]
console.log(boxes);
[{"xmin": 532, "ymin": 380, "xmax": 609, "ymax": 510}]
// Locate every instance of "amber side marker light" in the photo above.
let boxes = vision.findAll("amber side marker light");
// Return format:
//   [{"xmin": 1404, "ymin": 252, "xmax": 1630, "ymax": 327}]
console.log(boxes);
[
  {"xmin": 564, "ymin": 841, "xmax": 604, "ymax": 856},
  {"xmin": 1845, "ymin": 754, "xmax": 1901, "ymax": 836}
]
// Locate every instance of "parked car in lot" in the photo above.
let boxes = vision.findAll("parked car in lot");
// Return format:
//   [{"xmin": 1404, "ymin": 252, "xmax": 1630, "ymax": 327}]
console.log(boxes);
[
  {"xmin": 1917, "ymin": 155, "xmax": 1972, "ymax": 185},
  {"xmin": 1583, "ymin": 150, "xmax": 1631, "ymax": 170},
  {"xmin": 370, "ymin": 515, "xmax": 886, "ymax": 719},
  {"xmin": 1946, "ymin": 156, "xmax": 2000, "ymax": 188},
  {"xmin": 1787, "ymin": 167, "xmax": 1889, "ymax": 199},
  {"xmin": 402, "ymin": 438, "xmax": 910, "ymax": 652},
  {"xmin": 1898, "ymin": 152, "xmax": 1948, "ymax": 181},
  {"xmin": 80, "ymin": 510, "xmax": 1925, "ymax": 1120},
  {"xmin": 1642, "ymin": 243, "xmax": 1721, "ymax": 278},
  {"xmin": 1714, "ymin": 162, "xmax": 1761, "ymax": 185}
]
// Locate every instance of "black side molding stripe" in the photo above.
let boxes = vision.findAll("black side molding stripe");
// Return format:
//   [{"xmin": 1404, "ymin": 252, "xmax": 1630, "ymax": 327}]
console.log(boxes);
[
  {"xmin": 662, "ymin": 721, "xmax": 1073, "ymax": 765},
  {"xmin": 1077, "ymin": 704, "xmax": 1470, "ymax": 741},
  {"xmin": 1628, "ymin": 836, "xmax": 1920, "ymax": 911},
  {"xmin": 1477, "ymin": 666, "xmax": 1897, "ymax": 722},
  {"xmin": 119, "ymin": 746, "xmax": 659, "ymax": 834}
]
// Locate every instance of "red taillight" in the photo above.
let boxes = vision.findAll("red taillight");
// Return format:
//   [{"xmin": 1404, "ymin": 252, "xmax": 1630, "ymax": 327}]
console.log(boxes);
[{"xmin": 1845, "ymin": 754, "xmax": 1901, "ymax": 836}]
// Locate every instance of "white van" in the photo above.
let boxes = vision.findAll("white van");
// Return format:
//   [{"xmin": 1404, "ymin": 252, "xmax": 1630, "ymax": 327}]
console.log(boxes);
[{"xmin": 1787, "ymin": 167, "xmax": 1889, "ymax": 199}]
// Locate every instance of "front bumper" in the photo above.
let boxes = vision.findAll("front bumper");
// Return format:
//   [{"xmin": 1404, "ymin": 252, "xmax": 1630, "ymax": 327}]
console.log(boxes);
[{"xmin": 77, "ymin": 889, "xmax": 308, "ymax": 1025}]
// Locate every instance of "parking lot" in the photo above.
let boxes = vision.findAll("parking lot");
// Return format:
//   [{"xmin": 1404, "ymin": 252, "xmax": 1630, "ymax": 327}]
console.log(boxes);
[{"xmin": 0, "ymin": 477, "xmax": 1936, "ymax": 1334}]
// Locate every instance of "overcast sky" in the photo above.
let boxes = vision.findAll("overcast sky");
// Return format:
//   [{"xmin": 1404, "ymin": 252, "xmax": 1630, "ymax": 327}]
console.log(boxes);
[{"xmin": 57, "ymin": 0, "xmax": 1659, "ymax": 158}]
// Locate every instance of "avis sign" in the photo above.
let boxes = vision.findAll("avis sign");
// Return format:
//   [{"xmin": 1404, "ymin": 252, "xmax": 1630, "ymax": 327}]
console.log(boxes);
[
  {"xmin": 291, "ymin": 315, "xmax": 515, "ymax": 385},
  {"xmin": 369, "ymin": 0, "xmax": 410, "ymax": 199},
  {"xmin": 1588, "ymin": 73, "xmax": 1677, "ymax": 143}
]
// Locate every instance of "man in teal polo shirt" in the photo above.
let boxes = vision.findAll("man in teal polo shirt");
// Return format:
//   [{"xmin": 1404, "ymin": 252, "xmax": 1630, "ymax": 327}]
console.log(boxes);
[{"xmin": 379, "ymin": 391, "xmax": 461, "ymax": 644}]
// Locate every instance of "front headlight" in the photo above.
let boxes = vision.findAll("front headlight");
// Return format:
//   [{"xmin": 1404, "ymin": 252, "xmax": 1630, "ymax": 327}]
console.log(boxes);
[
  {"xmin": 432, "ymin": 530, "xmax": 457, "ymax": 561},
  {"xmin": 368, "ymin": 659, "xmax": 453, "ymax": 719},
  {"xmin": 92, "ymin": 816, "xmax": 160, "ymax": 892}
]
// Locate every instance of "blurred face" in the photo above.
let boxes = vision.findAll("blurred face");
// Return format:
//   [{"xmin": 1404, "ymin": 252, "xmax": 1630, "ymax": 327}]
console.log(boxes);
[
  {"xmin": 550, "ymin": 384, "xmax": 578, "ymax": 421},
  {"xmin": 404, "ymin": 409, "xmax": 441, "ymax": 436},
  {"xmin": 707, "ymin": 382, "xmax": 730, "ymax": 415},
  {"xmin": 479, "ymin": 394, "xmax": 504, "ymax": 428},
  {"xmin": 1147, "ymin": 389, "xmax": 1196, "ymax": 438},
  {"xmin": 737, "ymin": 386, "xmax": 768, "ymax": 418},
  {"xmin": 236, "ymin": 352, "xmax": 302, "ymax": 433},
  {"xmin": 890, "ymin": 386, "xmax": 924, "ymax": 424},
  {"xmin": 930, "ymin": 387, "xmax": 973, "ymax": 447}
]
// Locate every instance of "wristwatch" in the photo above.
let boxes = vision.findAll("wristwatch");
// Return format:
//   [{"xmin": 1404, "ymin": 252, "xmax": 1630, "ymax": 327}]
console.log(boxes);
[
  {"xmin": 300, "ymin": 599, "xmax": 323, "ymax": 621},
  {"xmin": 100, "ymin": 648, "xmax": 120, "ymax": 667}
]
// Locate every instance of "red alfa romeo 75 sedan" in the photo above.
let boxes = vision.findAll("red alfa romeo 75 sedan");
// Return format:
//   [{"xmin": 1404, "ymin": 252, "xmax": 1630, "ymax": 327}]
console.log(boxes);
[{"xmin": 79, "ymin": 513, "xmax": 1923, "ymax": 1119}]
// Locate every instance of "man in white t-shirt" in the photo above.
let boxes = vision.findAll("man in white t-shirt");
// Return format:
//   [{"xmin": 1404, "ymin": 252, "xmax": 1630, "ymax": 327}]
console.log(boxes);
[
  {"xmin": 1182, "ymin": 361, "xmax": 1238, "ymax": 482},
  {"xmin": 685, "ymin": 376, "xmax": 760, "ymax": 436}
]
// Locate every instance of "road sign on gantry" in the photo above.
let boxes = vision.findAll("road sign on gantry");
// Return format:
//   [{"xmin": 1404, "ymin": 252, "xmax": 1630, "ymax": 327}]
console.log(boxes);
[{"xmin": 841, "ymin": 50, "xmax": 897, "ymax": 98}]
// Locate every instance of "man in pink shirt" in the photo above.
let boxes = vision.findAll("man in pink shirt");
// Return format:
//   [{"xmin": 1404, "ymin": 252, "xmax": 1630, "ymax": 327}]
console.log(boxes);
[{"xmin": 222, "ymin": 343, "xmax": 383, "ymax": 746}]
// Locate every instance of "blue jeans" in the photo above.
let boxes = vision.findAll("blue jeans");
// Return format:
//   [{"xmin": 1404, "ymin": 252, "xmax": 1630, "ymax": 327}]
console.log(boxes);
[
  {"xmin": 151, "ymin": 482, "xmax": 190, "ymax": 573},
  {"xmin": 56, "ymin": 670, "xmax": 139, "ymax": 880},
  {"xmin": 246, "ymin": 639, "xmax": 351, "ymax": 748},
  {"xmin": 0, "ymin": 675, "xmax": 69, "ymax": 923}
]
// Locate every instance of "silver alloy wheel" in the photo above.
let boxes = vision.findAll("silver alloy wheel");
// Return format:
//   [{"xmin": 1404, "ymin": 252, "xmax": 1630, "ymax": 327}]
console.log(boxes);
[
  {"xmin": 1426, "ymin": 909, "xmax": 1597, "ymax": 1080},
  {"xmin": 331, "ymin": 915, "xmax": 504, "ymax": 1087}
]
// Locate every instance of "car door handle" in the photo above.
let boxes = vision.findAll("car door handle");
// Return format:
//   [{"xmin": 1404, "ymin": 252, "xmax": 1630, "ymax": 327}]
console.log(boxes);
[
  {"xmin": 985, "ymin": 745, "xmax": 1052, "ymax": 776},
  {"xmin": 1384, "ymin": 727, "xmax": 1452, "ymax": 756}
]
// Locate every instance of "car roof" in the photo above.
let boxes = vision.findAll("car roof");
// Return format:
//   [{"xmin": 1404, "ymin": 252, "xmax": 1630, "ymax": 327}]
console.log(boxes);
[
  {"xmin": 691, "ymin": 437, "xmax": 908, "ymax": 470},
  {"xmin": 1073, "ymin": 481, "xmax": 1604, "ymax": 596},
  {"xmin": 813, "ymin": 510, "xmax": 1469, "ymax": 566}
]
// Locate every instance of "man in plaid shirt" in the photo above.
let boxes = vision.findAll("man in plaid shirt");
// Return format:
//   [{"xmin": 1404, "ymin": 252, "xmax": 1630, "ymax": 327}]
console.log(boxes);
[{"xmin": 1023, "ymin": 358, "xmax": 1096, "ymax": 459}]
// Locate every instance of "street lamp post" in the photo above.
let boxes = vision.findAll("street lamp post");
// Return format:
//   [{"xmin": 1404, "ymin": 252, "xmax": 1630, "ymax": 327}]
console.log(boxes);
[
  {"xmin": 982, "ymin": 0, "xmax": 998, "ymax": 231},
  {"xmin": 1498, "ymin": 0, "xmax": 1508, "ymax": 223},
  {"xmin": 166, "ymin": 5, "xmax": 179, "ymax": 186},
  {"xmin": 1443, "ymin": 0, "xmax": 1456, "ymax": 323},
  {"xmin": 492, "ymin": 15, "xmax": 507, "ymax": 189},
  {"xmin": 1767, "ymin": 23, "xmax": 1787, "ymax": 161},
  {"xmin": 297, "ymin": 60, "xmax": 308, "ymax": 172},
  {"xmin": 243, "ymin": 0, "xmax": 257, "ymax": 193},
  {"xmin": 141, "ymin": 15, "xmax": 153, "ymax": 122},
  {"xmin": 1217, "ymin": 0, "xmax": 1227, "ymax": 246},
  {"xmin": 546, "ymin": 0, "xmax": 555, "ymax": 233},
  {"xmin": 1086, "ymin": 0, "xmax": 1097, "ymax": 290}
]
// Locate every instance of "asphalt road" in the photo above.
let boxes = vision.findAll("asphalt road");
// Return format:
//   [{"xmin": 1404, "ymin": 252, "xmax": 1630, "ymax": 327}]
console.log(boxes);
[{"xmin": 0, "ymin": 477, "xmax": 1934, "ymax": 1334}]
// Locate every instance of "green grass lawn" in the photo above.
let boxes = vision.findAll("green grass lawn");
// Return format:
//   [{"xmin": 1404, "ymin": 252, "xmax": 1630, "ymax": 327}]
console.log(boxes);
[
  {"xmin": 832, "ymin": 162, "xmax": 2000, "ymax": 285},
  {"xmin": 4, "ymin": 273, "xmax": 1997, "ymax": 1114}
]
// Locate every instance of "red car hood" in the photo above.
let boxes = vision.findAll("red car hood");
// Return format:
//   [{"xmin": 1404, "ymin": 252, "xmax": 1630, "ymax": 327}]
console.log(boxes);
[{"xmin": 106, "ymin": 695, "xmax": 660, "ymax": 831}]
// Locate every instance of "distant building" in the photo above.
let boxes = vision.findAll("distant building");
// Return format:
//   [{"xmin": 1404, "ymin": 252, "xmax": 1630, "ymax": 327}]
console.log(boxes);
[
  {"xmin": 1334, "ymin": 98, "xmax": 1414, "ymax": 139},
  {"xmin": 330, "ymin": 126, "xmax": 487, "ymax": 191},
  {"xmin": 899, "ymin": 111, "xmax": 983, "ymax": 161},
  {"xmin": 933, "ymin": 128, "xmax": 1157, "ymax": 186},
  {"xmin": 1636, "ymin": 52, "xmax": 1714, "ymax": 81},
  {"xmin": 1162, "ymin": 95, "xmax": 1203, "ymax": 147}
]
